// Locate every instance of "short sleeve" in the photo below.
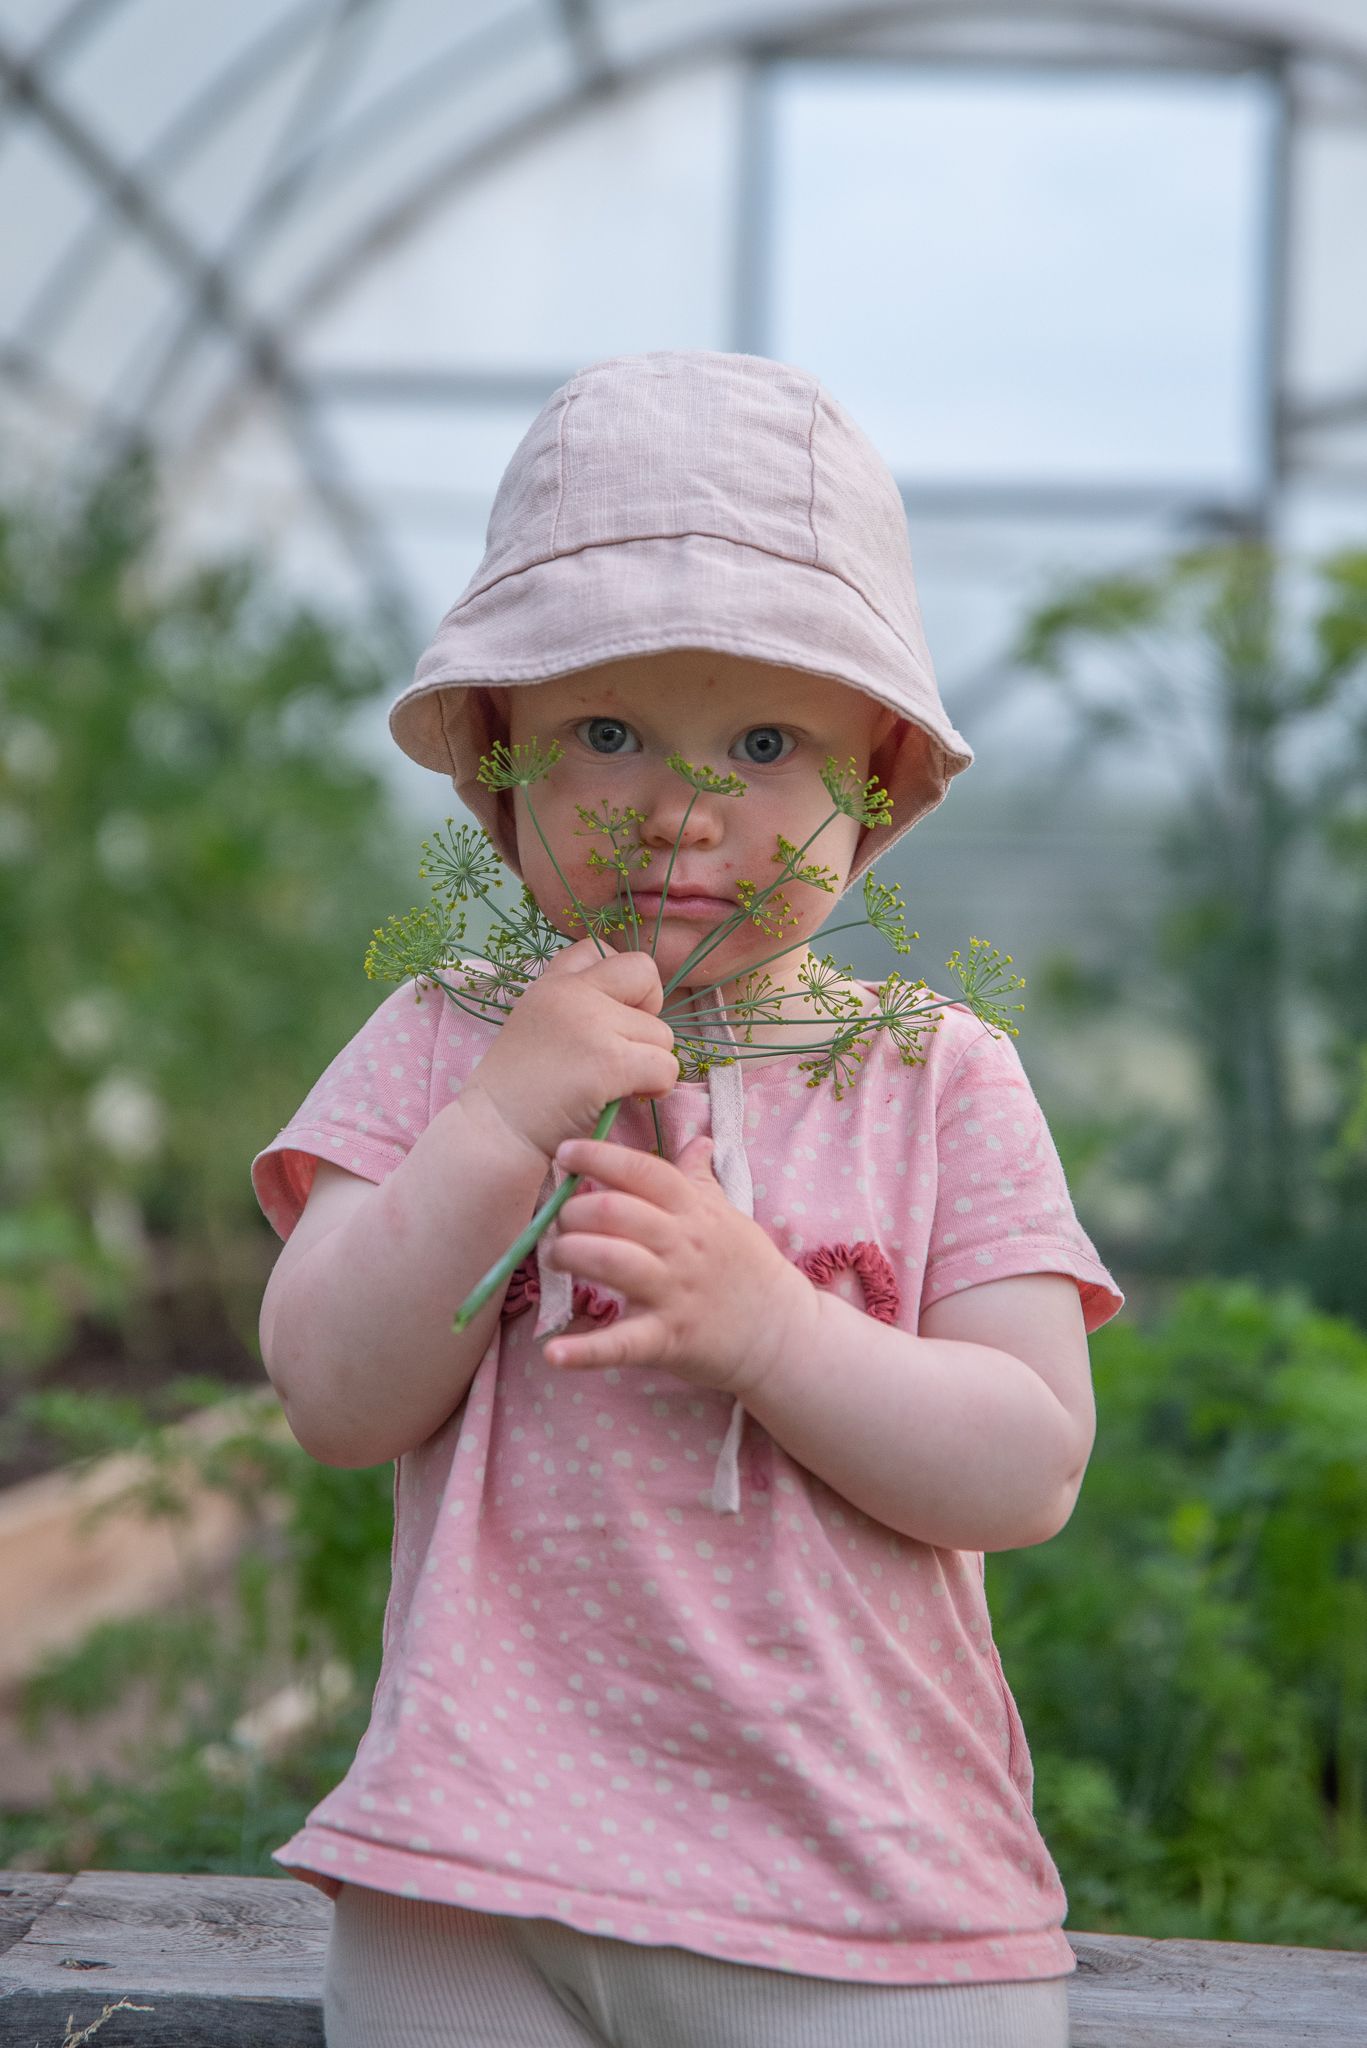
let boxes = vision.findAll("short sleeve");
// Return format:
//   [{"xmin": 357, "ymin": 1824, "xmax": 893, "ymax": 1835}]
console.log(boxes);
[
  {"xmin": 920, "ymin": 1023, "xmax": 1125, "ymax": 1335},
  {"xmin": 251, "ymin": 979, "xmax": 451, "ymax": 1242}
]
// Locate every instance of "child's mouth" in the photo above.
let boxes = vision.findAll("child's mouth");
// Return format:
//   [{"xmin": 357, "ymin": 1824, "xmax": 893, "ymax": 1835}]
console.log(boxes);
[{"xmin": 630, "ymin": 892, "xmax": 733, "ymax": 920}]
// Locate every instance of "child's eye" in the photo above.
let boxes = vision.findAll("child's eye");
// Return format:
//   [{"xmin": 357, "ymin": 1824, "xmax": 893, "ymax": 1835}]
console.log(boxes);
[
  {"xmin": 733, "ymin": 726, "xmax": 795, "ymax": 766},
  {"xmin": 575, "ymin": 717, "xmax": 639, "ymax": 756}
]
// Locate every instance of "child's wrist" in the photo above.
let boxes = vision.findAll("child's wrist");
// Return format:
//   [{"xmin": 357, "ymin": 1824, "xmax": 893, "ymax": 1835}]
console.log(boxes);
[
  {"xmin": 729, "ymin": 1255, "xmax": 823, "ymax": 1404},
  {"xmin": 453, "ymin": 1076, "xmax": 555, "ymax": 1176}
]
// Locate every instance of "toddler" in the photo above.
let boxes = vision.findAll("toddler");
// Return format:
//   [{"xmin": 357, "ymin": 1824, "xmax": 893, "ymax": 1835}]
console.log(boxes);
[{"xmin": 253, "ymin": 350, "xmax": 1124, "ymax": 2047}]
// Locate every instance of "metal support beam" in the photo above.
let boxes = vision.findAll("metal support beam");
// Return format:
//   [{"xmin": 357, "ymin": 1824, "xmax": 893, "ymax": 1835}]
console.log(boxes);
[
  {"xmin": 555, "ymin": 0, "xmax": 617, "ymax": 93},
  {"xmin": 732, "ymin": 56, "xmax": 774, "ymax": 355},
  {"xmin": 0, "ymin": 24, "xmax": 416, "ymax": 648},
  {"xmin": 1248, "ymin": 52, "xmax": 1293, "ymax": 540}
]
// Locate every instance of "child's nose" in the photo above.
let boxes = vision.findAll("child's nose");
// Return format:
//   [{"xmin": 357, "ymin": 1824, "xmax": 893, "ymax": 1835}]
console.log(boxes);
[{"xmin": 637, "ymin": 777, "xmax": 725, "ymax": 850}]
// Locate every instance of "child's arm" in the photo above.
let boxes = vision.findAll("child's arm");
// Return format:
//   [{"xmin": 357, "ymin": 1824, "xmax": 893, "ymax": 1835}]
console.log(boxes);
[
  {"xmin": 545, "ymin": 1135, "xmax": 1095, "ymax": 1552},
  {"xmin": 259, "ymin": 1088, "xmax": 549, "ymax": 1467},
  {"xmin": 741, "ymin": 1272, "xmax": 1095, "ymax": 1552},
  {"xmin": 259, "ymin": 942, "xmax": 677, "ymax": 1468}
]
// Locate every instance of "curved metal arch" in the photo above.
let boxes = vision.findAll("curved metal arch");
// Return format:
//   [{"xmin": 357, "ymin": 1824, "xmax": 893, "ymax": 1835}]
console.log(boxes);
[
  {"xmin": 0, "ymin": 9, "xmax": 419, "ymax": 639},
  {"xmin": 124, "ymin": 0, "xmax": 558, "ymax": 439},
  {"xmin": 7, "ymin": 0, "xmax": 1366, "ymax": 623},
  {"xmin": 0, "ymin": 28, "xmax": 291, "ymax": 392},
  {"xmin": 11, "ymin": 0, "xmax": 349, "ymax": 352},
  {"xmin": 181, "ymin": 0, "xmax": 1367, "ymax": 470},
  {"xmin": 9, "ymin": 0, "xmax": 1367, "ymax": 455},
  {"xmin": 107, "ymin": 0, "xmax": 388, "ymax": 432}
]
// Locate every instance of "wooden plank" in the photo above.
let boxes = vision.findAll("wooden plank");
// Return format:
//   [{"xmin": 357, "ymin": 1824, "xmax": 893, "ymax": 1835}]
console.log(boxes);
[
  {"xmin": 0, "ymin": 1872, "xmax": 1364, "ymax": 2045},
  {"xmin": 1069, "ymin": 1929, "xmax": 1367, "ymax": 2046},
  {"xmin": 0, "ymin": 1870, "xmax": 328, "ymax": 2046},
  {"xmin": 0, "ymin": 1874, "xmax": 70, "ymax": 1957}
]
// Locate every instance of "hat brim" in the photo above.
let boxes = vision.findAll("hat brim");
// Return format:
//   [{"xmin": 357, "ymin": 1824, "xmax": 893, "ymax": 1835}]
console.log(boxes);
[{"xmin": 390, "ymin": 534, "xmax": 973, "ymax": 896}]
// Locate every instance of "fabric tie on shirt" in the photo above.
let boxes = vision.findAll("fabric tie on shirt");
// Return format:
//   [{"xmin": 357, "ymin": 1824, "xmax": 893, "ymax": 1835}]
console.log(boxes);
[
  {"xmin": 532, "ymin": 1157, "xmax": 576, "ymax": 1341},
  {"xmin": 532, "ymin": 985, "xmax": 753, "ymax": 1517},
  {"xmin": 700, "ymin": 990, "xmax": 753, "ymax": 1516}
]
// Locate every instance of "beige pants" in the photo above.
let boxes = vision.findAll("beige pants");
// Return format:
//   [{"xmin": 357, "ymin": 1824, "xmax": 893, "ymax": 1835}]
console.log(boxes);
[{"xmin": 323, "ymin": 1882, "xmax": 1071, "ymax": 2048}]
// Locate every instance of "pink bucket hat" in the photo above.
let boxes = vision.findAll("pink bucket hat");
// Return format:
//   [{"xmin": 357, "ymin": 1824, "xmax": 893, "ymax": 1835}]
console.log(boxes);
[{"xmin": 389, "ymin": 349, "xmax": 973, "ymax": 895}]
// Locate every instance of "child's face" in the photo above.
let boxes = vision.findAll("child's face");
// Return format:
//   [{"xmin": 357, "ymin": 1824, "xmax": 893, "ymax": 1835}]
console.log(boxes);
[{"xmin": 505, "ymin": 652, "xmax": 893, "ymax": 1008}]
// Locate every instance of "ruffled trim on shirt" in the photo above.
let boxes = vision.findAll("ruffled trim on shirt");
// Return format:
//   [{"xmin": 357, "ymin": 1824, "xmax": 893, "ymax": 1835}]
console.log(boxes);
[
  {"xmin": 796, "ymin": 1240, "xmax": 901, "ymax": 1323},
  {"xmin": 502, "ymin": 1256, "xmax": 622, "ymax": 1327}
]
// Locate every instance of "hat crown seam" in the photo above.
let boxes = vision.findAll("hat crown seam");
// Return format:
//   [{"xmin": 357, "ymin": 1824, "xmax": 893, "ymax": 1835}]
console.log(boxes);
[
  {"xmin": 549, "ymin": 387, "xmax": 577, "ymax": 556},
  {"xmin": 804, "ymin": 382, "xmax": 822, "ymax": 570},
  {"xmin": 436, "ymin": 529, "xmax": 928, "ymax": 679}
]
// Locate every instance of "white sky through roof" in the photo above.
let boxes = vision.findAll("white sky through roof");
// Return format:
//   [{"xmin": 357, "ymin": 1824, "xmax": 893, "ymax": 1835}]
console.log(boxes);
[{"xmin": 770, "ymin": 64, "xmax": 1274, "ymax": 496}]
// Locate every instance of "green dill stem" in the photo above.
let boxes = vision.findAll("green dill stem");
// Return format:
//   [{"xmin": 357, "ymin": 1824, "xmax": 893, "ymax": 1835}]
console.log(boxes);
[
  {"xmin": 663, "ymin": 970, "xmax": 862, "ymax": 1023},
  {"xmin": 419, "ymin": 968, "xmax": 524, "ymax": 1031},
  {"xmin": 650, "ymin": 788, "xmax": 699, "ymax": 952},
  {"xmin": 655, "ymin": 921, "xmax": 877, "ymax": 1032},
  {"xmin": 659, "ymin": 807, "xmax": 842, "ymax": 1000},
  {"xmin": 451, "ymin": 1096, "xmax": 625, "ymax": 1332},
  {"xmin": 523, "ymin": 786, "xmax": 609, "ymax": 959},
  {"xmin": 665, "ymin": 999, "xmax": 959, "ymax": 1061},
  {"xmin": 609, "ymin": 820, "xmax": 644, "ymax": 950},
  {"xmin": 659, "ymin": 915, "xmax": 873, "ymax": 1017},
  {"xmin": 465, "ymin": 873, "xmax": 557, "ymax": 954}
]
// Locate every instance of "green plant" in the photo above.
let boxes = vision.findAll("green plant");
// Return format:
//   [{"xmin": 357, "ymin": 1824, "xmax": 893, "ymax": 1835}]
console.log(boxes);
[
  {"xmin": 364, "ymin": 740, "xmax": 1026, "ymax": 1330},
  {"xmin": 1014, "ymin": 538, "xmax": 1367, "ymax": 1320},
  {"xmin": 991, "ymin": 1276, "xmax": 1367, "ymax": 1946},
  {"xmin": 0, "ymin": 452, "xmax": 413, "ymax": 1391}
]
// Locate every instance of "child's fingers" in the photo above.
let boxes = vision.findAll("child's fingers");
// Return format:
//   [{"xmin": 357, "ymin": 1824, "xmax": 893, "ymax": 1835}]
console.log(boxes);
[
  {"xmin": 555, "ymin": 1137, "xmax": 692, "ymax": 1211},
  {"xmin": 545, "ymin": 1232, "xmax": 662, "ymax": 1301},
  {"xmin": 556, "ymin": 1187, "xmax": 670, "ymax": 1247},
  {"xmin": 544, "ymin": 1311, "xmax": 666, "ymax": 1373}
]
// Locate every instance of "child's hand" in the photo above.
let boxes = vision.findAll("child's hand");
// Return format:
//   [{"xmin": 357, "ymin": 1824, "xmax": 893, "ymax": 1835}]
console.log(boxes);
[
  {"xmin": 465, "ymin": 938, "xmax": 678, "ymax": 1164},
  {"xmin": 541, "ymin": 1134, "xmax": 818, "ymax": 1398}
]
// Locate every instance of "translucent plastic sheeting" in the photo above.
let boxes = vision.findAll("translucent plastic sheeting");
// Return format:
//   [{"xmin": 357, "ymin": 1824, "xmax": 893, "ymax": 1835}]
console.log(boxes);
[
  {"xmin": 1, "ymin": 0, "xmax": 1365, "ymax": 648},
  {"xmin": 768, "ymin": 64, "xmax": 1277, "ymax": 500}
]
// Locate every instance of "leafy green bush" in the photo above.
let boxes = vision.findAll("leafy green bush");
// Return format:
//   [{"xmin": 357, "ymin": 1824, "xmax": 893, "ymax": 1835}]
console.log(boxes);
[
  {"xmin": 1014, "ymin": 540, "xmax": 1367, "ymax": 1322},
  {"xmin": 991, "ymin": 1276, "xmax": 1367, "ymax": 1945},
  {"xmin": 0, "ymin": 453, "xmax": 412, "ymax": 1381}
]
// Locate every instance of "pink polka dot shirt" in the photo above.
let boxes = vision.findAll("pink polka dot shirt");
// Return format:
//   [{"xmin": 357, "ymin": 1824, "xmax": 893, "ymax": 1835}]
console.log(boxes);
[{"xmin": 251, "ymin": 968, "xmax": 1123, "ymax": 1986}]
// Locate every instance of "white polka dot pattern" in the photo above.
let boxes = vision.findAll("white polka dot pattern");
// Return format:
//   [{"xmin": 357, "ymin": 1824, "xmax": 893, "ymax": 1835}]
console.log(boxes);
[{"xmin": 251, "ymin": 976, "xmax": 1123, "ymax": 1987}]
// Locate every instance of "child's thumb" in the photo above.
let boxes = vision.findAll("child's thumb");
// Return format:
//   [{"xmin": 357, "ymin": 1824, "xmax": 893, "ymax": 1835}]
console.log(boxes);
[{"xmin": 679, "ymin": 1134, "xmax": 716, "ymax": 1178}]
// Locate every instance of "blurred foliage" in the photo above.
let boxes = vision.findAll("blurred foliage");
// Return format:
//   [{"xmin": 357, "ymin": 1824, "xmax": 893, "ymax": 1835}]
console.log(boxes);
[
  {"xmin": 0, "ymin": 453, "xmax": 413, "ymax": 1381},
  {"xmin": 1014, "ymin": 538, "xmax": 1367, "ymax": 1322},
  {"xmin": 0, "ymin": 1388, "xmax": 391, "ymax": 1874},
  {"xmin": 5, "ymin": 1278, "xmax": 1367, "ymax": 1953},
  {"xmin": 992, "ymin": 1276, "xmax": 1367, "ymax": 1946}
]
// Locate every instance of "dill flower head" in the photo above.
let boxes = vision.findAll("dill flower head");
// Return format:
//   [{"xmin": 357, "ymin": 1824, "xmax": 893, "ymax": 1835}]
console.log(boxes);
[
  {"xmin": 773, "ymin": 835, "xmax": 838, "ymax": 893},
  {"xmin": 666, "ymin": 753, "xmax": 748, "ymax": 798},
  {"xmin": 419, "ymin": 819, "xmax": 504, "ymax": 903},
  {"xmin": 863, "ymin": 871, "xmax": 917, "ymax": 955},
  {"xmin": 476, "ymin": 737, "xmax": 564, "ymax": 791},
  {"xmin": 821, "ymin": 755, "xmax": 894, "ymax": 829},
  {"xmin": 364, "ymin": 906, "xmax": 458, "ymax": 990},
  {"xmin": 944, "ymin": 938, "xmax": 1027, "ymax": 1039}
]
